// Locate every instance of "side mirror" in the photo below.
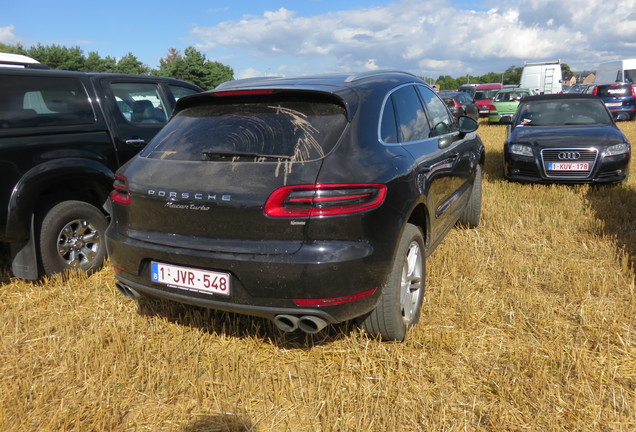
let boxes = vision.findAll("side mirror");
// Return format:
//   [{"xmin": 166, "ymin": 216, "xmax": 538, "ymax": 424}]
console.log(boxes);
[{"xmin": 457, "ymin": 116, "xmax": 478, "ymax": 133}]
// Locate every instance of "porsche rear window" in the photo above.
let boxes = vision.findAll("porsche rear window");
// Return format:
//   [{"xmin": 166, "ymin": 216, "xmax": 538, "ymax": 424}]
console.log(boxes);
[{"xmin": 142, "ymin": 97, "xmax": 348, "ymax": 162}]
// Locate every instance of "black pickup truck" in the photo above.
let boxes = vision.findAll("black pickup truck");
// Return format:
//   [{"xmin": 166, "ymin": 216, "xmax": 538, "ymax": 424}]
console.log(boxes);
[{"xmin": 0, "ymin": 68, "xmax": 203, "ymax": 279}]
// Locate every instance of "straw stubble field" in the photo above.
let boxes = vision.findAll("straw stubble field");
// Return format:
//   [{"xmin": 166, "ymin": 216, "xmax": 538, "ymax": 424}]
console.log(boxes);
[{"xmin": 1, "ymin": 121, "xmax": 635, "ymax": 431}]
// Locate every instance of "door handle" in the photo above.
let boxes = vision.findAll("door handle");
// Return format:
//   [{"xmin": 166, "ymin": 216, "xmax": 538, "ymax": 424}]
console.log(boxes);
[{"xmin": 125, "ymin": 138, "xmax": 146, "ymax": 146}]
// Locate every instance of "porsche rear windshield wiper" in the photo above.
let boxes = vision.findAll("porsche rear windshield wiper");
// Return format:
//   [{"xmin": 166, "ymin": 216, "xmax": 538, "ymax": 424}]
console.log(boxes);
[{"xmin": 201, "ymin": 151, "xmax": 292, "ymax": 161}]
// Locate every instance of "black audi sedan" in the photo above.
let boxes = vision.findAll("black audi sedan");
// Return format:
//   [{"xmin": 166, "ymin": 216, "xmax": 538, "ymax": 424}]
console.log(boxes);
[
  {"xmin": 106, "ymin": 71, "xmax": 485, "ymax": 341},
  {"xmin": 502, "ymin": 94, "xmax": 630, "ymax": 183}
]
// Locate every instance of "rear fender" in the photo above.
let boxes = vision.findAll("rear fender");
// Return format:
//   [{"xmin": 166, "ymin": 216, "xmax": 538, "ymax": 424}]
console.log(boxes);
[{"xmin": 5, "ymin": 158, "xmax": 115, "ymax": 242}]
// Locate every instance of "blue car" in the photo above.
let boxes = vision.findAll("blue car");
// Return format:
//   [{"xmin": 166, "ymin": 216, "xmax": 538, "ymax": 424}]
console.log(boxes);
[{"xmin": 593, "ymin": 83, "xmax": 636, "ymax": 121}]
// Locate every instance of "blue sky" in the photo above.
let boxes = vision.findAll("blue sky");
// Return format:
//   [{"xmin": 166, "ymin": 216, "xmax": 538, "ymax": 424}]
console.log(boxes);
[{"xmin": 2, "ymin": 0, "xmax": 635, "ymax": 80}]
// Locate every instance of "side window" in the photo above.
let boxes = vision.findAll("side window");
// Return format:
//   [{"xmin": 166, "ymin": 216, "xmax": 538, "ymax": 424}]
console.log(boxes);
[
  {"xmin": 0, "ymin": 76, "xmax": 94, "ymax": 129},
  {"xmin": 168, "ymin": 85, "xmax": 200, "ymax": 102},
  {"xmin": 380, "ymin": 97, "xmax": 398, "ymax": 143},
  {"xmin": 110, "ymin": 82, "xmax": 169, "ymax": 124},
  {"xmin": 391, "ymin": 85, "xmax": 430, "ymax": 142},
  {"xmin": 417, "ymin": 86, "xmax": 457, "ymax": 136}
]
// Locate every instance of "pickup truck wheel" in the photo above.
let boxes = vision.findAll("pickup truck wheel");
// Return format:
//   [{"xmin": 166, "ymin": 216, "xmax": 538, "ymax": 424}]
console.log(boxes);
[
  {"xmin": 458, "ymin": 164, "xmax": 482, "ymax": 228},
  {"xmin": 362, "ymin": 223, "xmax": 425, "ymax": 341},
  {"xmin": 39, "ymin": 200, "xmax": 108, "ymax": 276}
]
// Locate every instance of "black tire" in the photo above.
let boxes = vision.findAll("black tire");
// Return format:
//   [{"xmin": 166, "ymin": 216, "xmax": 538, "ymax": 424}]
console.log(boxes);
[
  {"xmin": 362, "ymin": 223, "xmax": 425, "ymax": 341},
  {"xmin": 458, "ymin": 164, "xmax": 482, "ymax": 228},
  {"xmin": 38, "ymin": 200, "xmax": 108, "ymax": 277}
]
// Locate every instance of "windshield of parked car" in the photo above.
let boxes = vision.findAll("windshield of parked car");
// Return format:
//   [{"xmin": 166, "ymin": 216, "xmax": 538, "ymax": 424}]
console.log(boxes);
[
  {"xmin": 474, "ymin": 89, "xmax": 500, "ymax": 99},
  {"xmin": 142, "ymin": 96, "xmax": 348, "ymax": 162},
  {"xmin": 514, "ymin": 99, "xmax": 613, "ymax": 126}
]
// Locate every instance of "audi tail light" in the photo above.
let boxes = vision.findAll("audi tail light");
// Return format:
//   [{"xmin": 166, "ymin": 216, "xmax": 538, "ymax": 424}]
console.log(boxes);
[
  {"xmin": 264, "ymin": 184, "xmax": 387, "ymax": 217},
  {"xmin": 110, "ymin": 174, "xmax": 130, "ymax": 204}
]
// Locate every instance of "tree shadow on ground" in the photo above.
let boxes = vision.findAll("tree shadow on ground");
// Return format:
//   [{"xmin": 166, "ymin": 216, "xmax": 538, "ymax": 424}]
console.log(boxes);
[
  {"xmin": 585, "ymin": 183, "xmax": 636, "ymax": 271},
  {"xmin": 135, "ymin": 295, "xmax": 360, "ymax": 349},
  {"xmin": 180, "ymin": 413, "xmax": 256, "ymax": 432}
]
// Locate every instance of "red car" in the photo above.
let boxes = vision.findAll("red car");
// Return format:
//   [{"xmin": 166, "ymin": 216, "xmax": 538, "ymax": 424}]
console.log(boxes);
[{"xmin": 474, "ymin": 83, "xmax": 503, "ymax": 116}]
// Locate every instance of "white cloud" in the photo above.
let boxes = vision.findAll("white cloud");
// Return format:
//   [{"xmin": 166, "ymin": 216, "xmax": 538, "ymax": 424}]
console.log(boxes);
[
  {"xmin": 190, "ymin": 0, "xmax": 636, "ymax": 77},
  {"xmin": 0, "ymin": 25, "xmax": 20, "ymax": 44}
]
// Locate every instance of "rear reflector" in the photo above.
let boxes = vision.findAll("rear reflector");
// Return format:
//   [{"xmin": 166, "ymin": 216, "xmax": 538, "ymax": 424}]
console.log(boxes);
[
  {"xmin": 294, "ymin": 288, "xmax": 377, "ymax": 307},
  {"xmin": 264, "ymin": 184, "xmax": 387, "ymax": 217}
]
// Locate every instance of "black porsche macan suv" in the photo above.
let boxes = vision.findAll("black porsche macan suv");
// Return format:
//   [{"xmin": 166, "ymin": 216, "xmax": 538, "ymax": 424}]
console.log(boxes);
[{"xmin": 106, "ymin": 71, "xmax": 485, "ymax": 341}]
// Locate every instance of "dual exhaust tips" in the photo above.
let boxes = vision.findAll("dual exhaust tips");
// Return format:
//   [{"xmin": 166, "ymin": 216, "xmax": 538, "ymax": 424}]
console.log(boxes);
[
  {"xmin": 116, "ymin": 282, "xmax": 330, "ymax": 334},
  {"xmin": 273, "ymin": 314, "xmax": 329, "ymax": 334}
]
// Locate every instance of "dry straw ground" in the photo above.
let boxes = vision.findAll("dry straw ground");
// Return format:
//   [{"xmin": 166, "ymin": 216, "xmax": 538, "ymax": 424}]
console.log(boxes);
[{"xmin": 1, "ymin": 121, "xmax": 635, "ymax": 432}]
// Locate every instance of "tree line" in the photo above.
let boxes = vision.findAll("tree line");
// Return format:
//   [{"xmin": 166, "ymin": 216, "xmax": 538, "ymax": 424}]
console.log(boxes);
[
  {"xmin": 1, "ymin": 42, "xmax": 573, "ymax": 91},
  {"xmin": 0, "ymin": 43, "xmax": 234, "ymax": 90}
]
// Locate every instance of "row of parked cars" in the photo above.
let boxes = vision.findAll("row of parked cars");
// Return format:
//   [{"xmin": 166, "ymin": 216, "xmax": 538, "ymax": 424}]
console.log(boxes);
[
  {"xmin": 441, "ymin": 81, "xmax": 636, "ymax": 124},
  {"xmin": 0, "ymin": 52, "xmax": 630, "ymax": 341},
  {"xmin": 441, "ymin": 79, "xmax": 631, "ymax": 185}
]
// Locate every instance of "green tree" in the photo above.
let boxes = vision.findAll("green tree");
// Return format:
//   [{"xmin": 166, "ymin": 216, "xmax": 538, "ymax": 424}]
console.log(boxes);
[
  {"xmin": 561, "ymin": 63, "xmax": 573, "ymax": 77},
  {"xmin": 83, "ymin": 51, "xmax": 117, "ymax": 73},
  {"xmin": 502, "ymin": 65, "xmax": 523, "ymax": 85},
  {"xmin": 435, "ymin": 75, "xmax": 460, "ymax": 91},
  {"xmin": 114, "ymin": 53, "xmax": 150, "ymax": 75},
  {"xmin": 156, "ymin": 46, "xmax": 234, "ymax": 89},
  {"xmin": 25, "ymin": 44, "xmax": 85, "ymax": 70}
]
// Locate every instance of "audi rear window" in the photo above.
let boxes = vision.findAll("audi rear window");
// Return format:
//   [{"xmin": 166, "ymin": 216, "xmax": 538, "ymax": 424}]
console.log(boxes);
[{"xmin": 142, "ymin": 96, "xmax": 348, "ymax": 162}]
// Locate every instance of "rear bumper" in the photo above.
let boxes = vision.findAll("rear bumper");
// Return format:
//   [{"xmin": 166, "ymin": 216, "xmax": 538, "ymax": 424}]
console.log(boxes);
[{"xmin": 106, "ymin": 227, "xmax": 391, "ymax": 323}]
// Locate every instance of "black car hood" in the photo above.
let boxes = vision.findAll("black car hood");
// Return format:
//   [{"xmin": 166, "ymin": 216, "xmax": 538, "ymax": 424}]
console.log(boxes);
[{"xmin": 508, "ymin": 124, "xmax": 626, "ymax": 147}]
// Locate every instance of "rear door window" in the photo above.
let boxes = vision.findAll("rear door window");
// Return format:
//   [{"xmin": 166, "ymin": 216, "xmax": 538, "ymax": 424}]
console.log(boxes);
[
  {"xmin": 142, "ymin": 96, "xmax": 348, "ymax": 162},
  {"xmin": 389, "ymin": 85, "xmax": 430, "ymax": 143},
  {"xmin": 110, "ymin": 82, "xmax": 169, "ymax": 123},
  {"xmin": 0, "ymin": 75, "xmax": 94, "ymax": 128}
]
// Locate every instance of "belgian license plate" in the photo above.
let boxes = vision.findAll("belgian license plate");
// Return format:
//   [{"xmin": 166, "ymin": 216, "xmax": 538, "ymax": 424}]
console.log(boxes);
[
  {"xmin": 605, "ymin": 102, "xmax": 622, "ymax": 107},
  {"xmin": 548, "ymin": 162, "xmax": 589, "ymax": 171},
  {"xmin": 151, "ymin": 261, "xmax": 230, "ymax": 296}
]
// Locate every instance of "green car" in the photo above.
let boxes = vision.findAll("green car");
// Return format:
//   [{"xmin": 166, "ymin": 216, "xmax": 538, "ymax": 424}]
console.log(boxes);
[{"xmin": 488, "ymin": 88, "xmax": 536, "ymax": 123}]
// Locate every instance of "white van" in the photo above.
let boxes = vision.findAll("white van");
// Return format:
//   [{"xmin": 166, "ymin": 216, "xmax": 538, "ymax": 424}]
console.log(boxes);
[
  {"xmin": 0, "ymin": 52, "xmax": 48, "ymax": 69},
  {"xmin": 595, "ymin": 59, "xmax": 636, "ymax": 84},
  {"xmin": 520, "ymin": 60, "xmax": 563, "ymax": 94}
]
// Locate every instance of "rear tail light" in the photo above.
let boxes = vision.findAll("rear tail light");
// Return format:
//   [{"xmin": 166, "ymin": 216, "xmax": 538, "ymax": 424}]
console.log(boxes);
[
  {"xmin": 453, "ymin": 99, "xmax": 462, "ymax": 109},
  {"xmin": 110, "ymin": 174, "xmax": 130, "ymax": 204},
  {"xmin": 264, "ymin": 184, "xmax": 387, "ymax": 217},
  {"xmin": 631, "ymin": 84, "xmax": 636, "ymax": 97},
  {"xmin": 592, "ymin": 86, "xmax": 598, "ymax": 95},
  {"xmin": 489, "ymin": 104, "xmax": 497, "ymax": 112}
]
